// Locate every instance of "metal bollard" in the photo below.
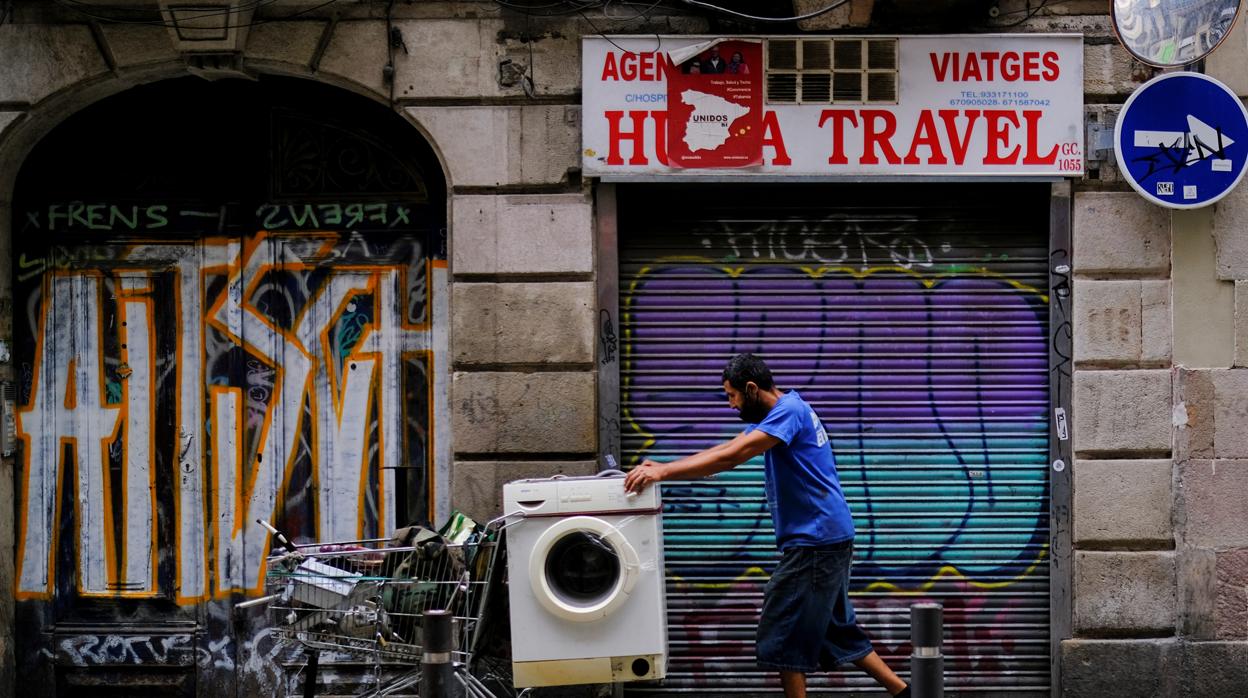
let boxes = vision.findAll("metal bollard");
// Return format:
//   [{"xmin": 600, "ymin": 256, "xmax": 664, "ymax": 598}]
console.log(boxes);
[
  {"xmin": 420, "ymin": 609, "xmax": 457, "ymax": 698},
  {"xmin": 910, "ymin": 602, "xmax": 944, "ymax": 698}
]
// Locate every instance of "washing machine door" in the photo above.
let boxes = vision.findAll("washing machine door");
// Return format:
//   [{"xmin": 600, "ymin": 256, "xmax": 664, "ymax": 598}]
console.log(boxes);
[{"xmin": 528, "ymin": 515, "xmax": 642, "ymax": 622}]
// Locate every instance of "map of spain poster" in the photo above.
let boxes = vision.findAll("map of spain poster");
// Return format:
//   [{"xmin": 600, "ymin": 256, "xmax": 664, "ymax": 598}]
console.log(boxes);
[{"xmin": 666, "ymin": 40, "xmax": 763, "ymax": 167}]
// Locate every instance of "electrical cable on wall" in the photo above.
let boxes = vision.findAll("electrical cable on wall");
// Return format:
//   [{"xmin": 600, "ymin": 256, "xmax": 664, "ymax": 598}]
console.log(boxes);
[
  {"xmin": 494, "ymin": 0, "xmax": 607, "ymax": 17},
  {"xmin": 602, "ymin": 0, "xmax": 665, "ymax": 21},
  {"xmin": 496, "ymin": 0, "xmax": 855, "ymax": 22},
  {"xmin": 55, "ymin": 0, "xmax": 281, "ymax": 21},
  {"xmin": 678, "ymin": 0, "xmax": 853, "ymax": 22},
  {"xmin": 52, "ymin": 0, "xmax": 342, "ymax": 28},
  {"xmin": 494, "ymin": 0, "xmax": 666, "ymax": 88},
  {"xmin": 993, "ymin": 0, "xmax": 1056, "ymax": 28}
]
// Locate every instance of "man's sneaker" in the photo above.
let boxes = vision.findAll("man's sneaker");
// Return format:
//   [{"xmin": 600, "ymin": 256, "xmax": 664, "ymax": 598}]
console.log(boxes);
[{"xmin": 894, "ymin": 686, "xmax": 911, "ymax": 698}]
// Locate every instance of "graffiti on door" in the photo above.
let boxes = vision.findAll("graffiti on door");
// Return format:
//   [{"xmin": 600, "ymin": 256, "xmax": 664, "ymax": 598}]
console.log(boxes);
[{"xmin": 15, "ymin": 224, "xmax": 448, "ymax": 603}]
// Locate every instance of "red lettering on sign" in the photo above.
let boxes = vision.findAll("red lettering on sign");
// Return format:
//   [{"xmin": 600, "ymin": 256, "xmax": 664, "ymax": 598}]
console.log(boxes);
[
  {"xmin": 984, "ymin": 110, "xmax": 1021, "ymax": 165},
  {"xmin": 1001, "ymin": 52, "xmax": 1021, "ymax": 81},
  {"xmin": 940, "ymin": 109, "xmax": 980, "ymax": 165},
  {"xmin": 600, "ymin": 52, "xmax": 673, "ymax": 81},
  {"xmin": 605, "ymin": 110, "xmax": 650, "ymax": 165},
  {"xmin": 1023, "ymin": 52, "xmax": 1041, "ymax": 81},
  {"xmin": 929, "ymin": 51, "xmax": 1061, "ymax": 82},
  {"xmin": 963, "ymin": 54, "xmax": 983, "ymax": 81},
  {"xmin": 652, "ymin": 111, "xmax": 670, "ymax": 165},
  {"xmin": 602, "ymin": 52, "xmax": 620, "ymax": 81},
  {"xmin": 619, "ymin": 105, "xmax": 1055, "ymax": 170},
  {"xmin": 604, "ymin": 110, "xmax": 669, "ymax": 165},
  {"xmin": 819, "ymin": 110, "xmax": 859, "ymax": 165},
  {"xmin": 1021, "ymin": 110, "xmax": 1058, "ymax": 165},
  {"xmin": 860, "ymin": 111, "xmax": 900, "ymax": 165},
  {"xmin": 903, "ymin": 110, "xmax": 948, "ymax": 165},
  {"xmin": 761, "ymin": 111, "xmax": 792, "ymax": 166},
  {"xmin": 1042, "ymin": 51, "xmax": 1060, "ymax": 80}
]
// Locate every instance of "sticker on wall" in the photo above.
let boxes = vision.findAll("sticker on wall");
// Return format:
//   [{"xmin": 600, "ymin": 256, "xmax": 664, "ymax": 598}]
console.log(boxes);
[
  {"xmin": 1114, "ymin": 71, "xmax": 1248, "ymax": 209},
  {"xmin": 1054, "ymin": 406, "xmax": 1069, "ymax": 441},
  {"xmin": 1112, "ymin": 0, "xmax": 1242, "ymax": 67}
]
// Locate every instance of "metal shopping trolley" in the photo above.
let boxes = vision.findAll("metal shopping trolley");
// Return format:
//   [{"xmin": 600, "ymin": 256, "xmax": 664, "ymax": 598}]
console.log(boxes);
[{"xmin": 244, "ymin": 516, "xmax": 522, "ymax": 697}]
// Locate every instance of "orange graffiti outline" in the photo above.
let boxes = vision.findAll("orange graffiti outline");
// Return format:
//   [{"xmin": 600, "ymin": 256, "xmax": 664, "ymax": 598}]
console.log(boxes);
[
  {"xmin": 208, "ymin": 385, "xmax": 245, "ymax": 600},
  {"xmin": 205, "ymin": 232, "xmax": 317, "ymax": 596},
  {"xmin": 178, "ymin": 239, "xmax": 238, "ymax": 604},
  {"xmin": 314, "ymin": 274, "xmax": 383, "ymax": 540}
]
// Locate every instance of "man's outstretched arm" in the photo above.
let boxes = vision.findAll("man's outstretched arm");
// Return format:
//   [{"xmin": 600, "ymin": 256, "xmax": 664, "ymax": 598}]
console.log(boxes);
[{"xmin": 623, "ymin": 429, "xmax": 780, "ymax": 493}]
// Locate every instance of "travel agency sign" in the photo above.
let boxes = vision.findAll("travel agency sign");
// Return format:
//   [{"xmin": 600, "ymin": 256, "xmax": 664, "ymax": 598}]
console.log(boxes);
[{"xmin": 581, "ymin": 34, "xmax": 1085, "ymax": 177}]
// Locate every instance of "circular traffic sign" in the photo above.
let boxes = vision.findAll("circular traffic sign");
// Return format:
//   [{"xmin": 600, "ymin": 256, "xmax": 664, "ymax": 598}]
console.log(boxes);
[{"xmin": 1114, "ymin": 71, "xmax": 1248, "ymax": 209}]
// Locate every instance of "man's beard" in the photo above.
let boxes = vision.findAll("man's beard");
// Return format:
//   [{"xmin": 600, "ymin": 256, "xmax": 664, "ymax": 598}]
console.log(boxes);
[{"xmin": 737, "ymin": 393, "xmax": 769, "ymax": 424}]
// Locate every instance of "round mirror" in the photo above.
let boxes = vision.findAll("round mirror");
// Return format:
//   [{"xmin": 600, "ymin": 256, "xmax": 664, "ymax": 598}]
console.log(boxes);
[{"xmin": 1112, "ymin": 0, "xmax": 1242, "ymax": 67}]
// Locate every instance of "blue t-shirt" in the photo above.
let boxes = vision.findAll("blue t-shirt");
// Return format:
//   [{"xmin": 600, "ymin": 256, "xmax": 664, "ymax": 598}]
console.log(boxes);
[{"xmin": 745, "ymin": 391, "xmax": 854, "ymax": 550}]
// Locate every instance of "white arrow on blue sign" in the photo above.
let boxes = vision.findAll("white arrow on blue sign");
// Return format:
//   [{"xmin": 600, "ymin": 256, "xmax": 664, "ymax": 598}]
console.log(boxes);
[{"xmin": 1114, "ymin": 71, "xmax": 1248, "ymax": 209}]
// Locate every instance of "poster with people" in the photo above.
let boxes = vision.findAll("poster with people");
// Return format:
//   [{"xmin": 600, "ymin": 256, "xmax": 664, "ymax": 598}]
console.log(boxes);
[{"xmin": 665, "ymin": 40, "xmax": 763, "ymax": 167}]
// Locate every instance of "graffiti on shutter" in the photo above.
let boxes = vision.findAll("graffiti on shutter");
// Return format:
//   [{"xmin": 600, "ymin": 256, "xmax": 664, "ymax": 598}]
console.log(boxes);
[{"xmin": 620, "ymin": 185, "xmax": 1051, "ymax": 695}]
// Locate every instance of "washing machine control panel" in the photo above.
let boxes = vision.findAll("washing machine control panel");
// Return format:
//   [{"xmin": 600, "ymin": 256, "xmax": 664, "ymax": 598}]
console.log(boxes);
[{"xmin": 504, "ymin": 475, "xmax": 660, "ymax": 516}]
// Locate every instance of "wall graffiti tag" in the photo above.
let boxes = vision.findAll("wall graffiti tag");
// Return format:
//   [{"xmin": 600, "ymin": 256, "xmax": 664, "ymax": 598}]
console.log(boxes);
[
  {"xmin": 15, "ymin": 225, "xmax": 448, "ymax": 603},
  {"xmin": 600, "ymin": 308, "xmax": 619, "ymax": 365}
]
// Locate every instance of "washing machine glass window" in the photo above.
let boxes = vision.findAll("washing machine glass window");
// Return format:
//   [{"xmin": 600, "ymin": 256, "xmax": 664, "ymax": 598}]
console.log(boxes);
[
  {"xmin": 528, "ymin": 515, "xmax": 641, "ymax": 622},
  {"xmin": 545, "ymin": 531, "xmax": 620, "ymax": 603}
]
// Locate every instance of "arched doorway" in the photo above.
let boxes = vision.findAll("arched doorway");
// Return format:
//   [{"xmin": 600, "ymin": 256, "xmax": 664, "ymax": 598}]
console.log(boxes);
[{"xmin": 11, "ymin": 75, "xmax": 448, "ymax": 696}]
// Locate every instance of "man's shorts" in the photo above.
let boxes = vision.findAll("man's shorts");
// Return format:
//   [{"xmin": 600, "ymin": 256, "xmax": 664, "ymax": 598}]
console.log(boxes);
[{"xmin": 755, "ymin": 540, "xmax": 874, "ymax": 673}]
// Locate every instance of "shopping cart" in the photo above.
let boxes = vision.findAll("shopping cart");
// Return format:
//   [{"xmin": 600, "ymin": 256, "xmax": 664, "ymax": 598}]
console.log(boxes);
[{"xmin": 244, "ymin": 516, "xmax": 522, "ymax": 697}]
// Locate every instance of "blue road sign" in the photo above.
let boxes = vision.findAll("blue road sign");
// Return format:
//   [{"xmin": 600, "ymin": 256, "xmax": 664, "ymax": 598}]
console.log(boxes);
[{"xmin": 1115, "ymin": 71, "xmax": 1248, "ymax": 209}]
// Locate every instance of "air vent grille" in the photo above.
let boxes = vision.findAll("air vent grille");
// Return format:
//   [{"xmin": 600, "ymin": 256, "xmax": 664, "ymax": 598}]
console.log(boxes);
[
  {"xmin": 767, "ymin": 73, "xmax": 799, "ymax": 103},
  {"xmin": 768, "ymin": 39, "xmax": 797, "ymax": 70},
  {"xmin": 802, "ymin": 39, "xmax": 831, "ymax": 70},
  {"xmin": 867, "ymin": 72, "xmax": 897, "ymax": 102},
  {"xmin": 764, "ymin": 37, "xmax": 899, "ymax": 105}
]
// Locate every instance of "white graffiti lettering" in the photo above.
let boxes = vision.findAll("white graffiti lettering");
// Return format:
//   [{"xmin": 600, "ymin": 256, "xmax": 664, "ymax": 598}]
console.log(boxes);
[{"xmin": 15, "ymin": 233, "xmax": 450, "ymax": 601}]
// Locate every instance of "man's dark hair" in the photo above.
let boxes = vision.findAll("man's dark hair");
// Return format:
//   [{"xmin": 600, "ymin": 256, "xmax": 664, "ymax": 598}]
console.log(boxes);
[{"xmin": 722, "ymin": 353, "xmax": 775, "ymax": 391}]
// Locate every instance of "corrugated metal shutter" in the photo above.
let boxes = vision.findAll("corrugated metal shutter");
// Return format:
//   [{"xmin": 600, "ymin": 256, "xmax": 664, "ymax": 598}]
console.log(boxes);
[{"xmin": 618, "ymin": 184, "xmax": 1051, "ymax": 696}]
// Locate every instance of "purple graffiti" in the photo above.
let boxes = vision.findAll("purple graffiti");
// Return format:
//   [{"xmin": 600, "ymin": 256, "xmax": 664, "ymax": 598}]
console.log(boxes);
[{"xmin": 624, "ymin": 265, "xmax": 1051, "ymax": 691}]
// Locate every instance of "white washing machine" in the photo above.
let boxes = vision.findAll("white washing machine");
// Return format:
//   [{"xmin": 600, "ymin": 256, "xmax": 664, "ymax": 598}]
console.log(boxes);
[{"xmin": 504, "ymin": 473, "xmax": 668, "ymax": 688}]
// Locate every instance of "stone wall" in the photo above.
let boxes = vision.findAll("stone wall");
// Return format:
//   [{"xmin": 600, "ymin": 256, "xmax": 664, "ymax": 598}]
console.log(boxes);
[
  {"xmin": 1, "ymin": 0, "xmax": 1248, "ymax": 695},
  {"xmin": 1061, "ymin": 17, "xmax": 1248, "ymax": 686}
]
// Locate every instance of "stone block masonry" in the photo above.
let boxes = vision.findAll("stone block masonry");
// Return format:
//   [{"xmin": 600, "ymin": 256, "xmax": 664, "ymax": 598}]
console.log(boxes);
[
  {"xmin": 1073, "ymin": 369, "xmax": 1171, "ymax": 454},
  {"xmin": 1073, "ymin": 192, "xmax": 1171, "ymax": 277},
  {"xmin": 1073, "ymin": 459, "xmax": 1171, "ymax": 546},
  {"xmin": 451, "ymin": 371, "xmax": 595, "ymax": 455},
  {"xmin": 452, "ymin": 282, "xmax": 595, "ymax": 365},
  {"xmin": 451, "ymin": 195, "xmax": 593, "ymax": 275},
  {"xmin": 1074, "ymin": 551, "xmax": 1177, "ymax": 635}
]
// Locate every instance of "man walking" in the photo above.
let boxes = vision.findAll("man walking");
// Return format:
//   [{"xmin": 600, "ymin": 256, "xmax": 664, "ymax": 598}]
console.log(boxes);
[{"xmin": 624, "ymin": 353, "xmax": 911, "ymax": 698}]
